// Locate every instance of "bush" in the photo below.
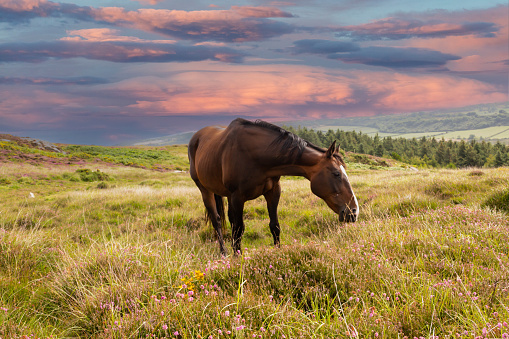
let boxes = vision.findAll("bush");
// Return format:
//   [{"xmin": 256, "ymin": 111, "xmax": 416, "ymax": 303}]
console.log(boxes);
[
  {"xmin": 0, "ymin": 177, "xmax": 11, "ymax": 185},
  {"xmin": 482, "ymin": 187, "xmax": 509, "ymax": 213},
  {"xmin": 75, "ymin": 169, "xmax": 111, "ymax": 182}
]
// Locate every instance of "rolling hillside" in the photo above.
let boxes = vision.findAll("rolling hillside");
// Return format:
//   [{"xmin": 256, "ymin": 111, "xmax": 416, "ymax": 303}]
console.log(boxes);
[{"xmin": 131, "ymin": 102, "xmax": 509, "ymax": 146}]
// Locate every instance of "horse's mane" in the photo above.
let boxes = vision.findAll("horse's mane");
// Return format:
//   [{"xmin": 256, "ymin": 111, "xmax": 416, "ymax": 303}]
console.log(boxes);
[{"xmin": 238, "ymin": 119, "xmax": 345, "ymax": 164}]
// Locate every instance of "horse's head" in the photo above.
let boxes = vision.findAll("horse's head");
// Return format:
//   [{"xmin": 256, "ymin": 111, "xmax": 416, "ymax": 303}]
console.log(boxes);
[{"xmin": 309, "ymin": 141, "xmax": 359, "ymax": 222}]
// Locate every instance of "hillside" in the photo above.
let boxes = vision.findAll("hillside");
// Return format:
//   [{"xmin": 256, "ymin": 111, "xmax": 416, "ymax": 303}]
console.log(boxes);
[
  {"xmin": 131, "ymin": 102, "xmax": 509, "ymax": 146},
  {"xmin": 0, "ymin": 135, "xmax": 189, "ymax": 171}
]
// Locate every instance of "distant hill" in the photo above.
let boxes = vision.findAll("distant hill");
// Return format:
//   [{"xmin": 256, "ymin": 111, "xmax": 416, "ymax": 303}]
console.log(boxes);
[
  {"xmin": 130, "ymin": 102, "xmax": 509, "ymax": 146},
  {"xmin": 131, "ymin": 132, "xmax": 195, "ymax": 146}
]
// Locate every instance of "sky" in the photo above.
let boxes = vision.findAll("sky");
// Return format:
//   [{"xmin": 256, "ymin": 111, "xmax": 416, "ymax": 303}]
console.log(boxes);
[{"xmin": 0, "ymin": 0, "xmax": 507, "ymax": 145}]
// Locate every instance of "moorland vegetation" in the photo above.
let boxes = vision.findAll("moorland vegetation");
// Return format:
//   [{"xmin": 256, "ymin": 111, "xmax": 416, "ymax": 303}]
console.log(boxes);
[{"xmin": 0, "ymin": 136, "xmax": 508, "ymax": 338}]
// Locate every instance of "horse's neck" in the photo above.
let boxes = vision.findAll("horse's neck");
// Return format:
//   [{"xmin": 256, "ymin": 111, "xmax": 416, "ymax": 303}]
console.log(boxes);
[{"xmin": 266, "ymin": 146, "xmax": 322, "ymax": 179}]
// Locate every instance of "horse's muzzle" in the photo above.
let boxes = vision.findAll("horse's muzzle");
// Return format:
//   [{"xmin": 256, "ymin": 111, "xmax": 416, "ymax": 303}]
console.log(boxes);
[{"xmin": 339, "ymin": 208, "xmax": 357, "ymax": 222}]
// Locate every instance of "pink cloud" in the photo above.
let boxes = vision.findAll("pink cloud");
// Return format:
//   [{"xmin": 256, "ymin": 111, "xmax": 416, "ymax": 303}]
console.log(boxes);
[
  {"xmin": 403, "ymin": 6, "xmax": 508, "ymax": 72},
  {"xmin": 134, "ymin": 0, "xmax": 164, "ymax": 5},
  {"xmin": 88, "ymin": 6, "xmax": 294, "ymax": 41},
  {"xmin": 61, "ymin": 28, "xmax": 176, "ymax": 44},
  {"xmin": 106, "ymin": 65, "xmax": 506, "ymax": 117},
  {"xmin": 336, "ymin": 18, "xmax": 497, "ymax": 40},
  {"xmin": 0, "ymin": 0, "xmax": 47, "ymax": 11},
  {"xmin": 231, "ymin": 6, "xmax": 294, "ymax": 18},
  {"xmin": 1, "ymin": 65, "xmax": 506, "ymax": 135}
]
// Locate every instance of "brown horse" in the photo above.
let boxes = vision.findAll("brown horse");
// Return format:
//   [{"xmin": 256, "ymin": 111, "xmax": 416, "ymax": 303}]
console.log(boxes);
[{"xmin": 188, "ymin": 118, "xmax": 358, "ymax": 255}]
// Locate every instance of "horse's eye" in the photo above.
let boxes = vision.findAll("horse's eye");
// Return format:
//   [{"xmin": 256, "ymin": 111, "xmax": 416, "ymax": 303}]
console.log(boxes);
[{"xmin": 333, "ymin": 172, "xmax": 341, "ymax": 177}]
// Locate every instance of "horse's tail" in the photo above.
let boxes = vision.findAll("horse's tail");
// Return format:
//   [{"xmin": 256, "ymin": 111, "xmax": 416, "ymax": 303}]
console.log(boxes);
[{"xmin": 206, "ymin": 194, "xmax": 226, "ymax": 230}]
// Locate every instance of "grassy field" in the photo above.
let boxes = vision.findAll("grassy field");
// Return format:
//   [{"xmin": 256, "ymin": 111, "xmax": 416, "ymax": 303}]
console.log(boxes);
[
  {"xmin": 314, "ymin": 125, "xmax": 509, "ymax": 141},
  {"xmin": 0, "ymin": 143, "xmax": 508, "ymax": 339}
]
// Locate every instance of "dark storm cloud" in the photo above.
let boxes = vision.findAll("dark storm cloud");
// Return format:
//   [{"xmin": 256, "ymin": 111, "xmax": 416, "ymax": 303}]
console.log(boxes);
[
  {"xmin": 335, "ymin": 18, "xmax": 499, "ymax": 41},
  {"xmin": 290, "ymin": 39, "xmax": 360, "ymax": 54},
  {"xmin": 329, "ymin": 46, "xmax": 461, "ymax": 68},
  {"xmin": 0, "ymin": 41, "xmax": 246, "ymax": 63}
]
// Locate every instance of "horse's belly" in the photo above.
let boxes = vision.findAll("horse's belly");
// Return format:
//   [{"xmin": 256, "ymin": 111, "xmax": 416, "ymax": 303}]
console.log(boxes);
[{"xmin": 195, "ymin": 163, "xmax": 230, "ymax": 196}]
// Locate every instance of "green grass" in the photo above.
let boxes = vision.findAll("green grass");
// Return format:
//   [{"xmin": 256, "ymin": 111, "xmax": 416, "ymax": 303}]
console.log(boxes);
[{"xmin": 0, "ymin": 146, "xmax": 508, "ymax": 338}]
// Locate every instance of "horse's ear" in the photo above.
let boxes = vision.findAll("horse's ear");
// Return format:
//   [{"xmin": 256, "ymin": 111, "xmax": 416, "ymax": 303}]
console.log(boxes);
[
  {"xmin": 325, "ymin": 140, "xmax": 337, "ymax": 158},
  {"xmin": 336, "ymin": 143, "xmax": 340, "ymax": 153}
]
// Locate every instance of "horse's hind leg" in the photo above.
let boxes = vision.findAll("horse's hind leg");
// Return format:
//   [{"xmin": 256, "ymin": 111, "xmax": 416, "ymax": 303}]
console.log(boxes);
[
  {"xmin": 229, "ymin": 194, "xmax": 246, "ymax": 255},
  {"xmin": 197, "ymin": 185, "xmax": 227, "ymax": 256},
  {"xmin": 264, "ymin": 180, "xmax": 281, "ymax": 247}
]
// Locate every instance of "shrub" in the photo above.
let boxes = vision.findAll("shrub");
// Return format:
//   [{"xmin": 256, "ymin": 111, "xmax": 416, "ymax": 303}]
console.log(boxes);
[
  {"xmin": 482, "ymin": 187, "xmax": 509, "ymax": 213},
  {"xmin": 76, "ymin": 169, "xmax": 111, "ymax": 182},
  {"xmin": 0, "ymin": 177, "xmax": 11, "ymax": 185}
]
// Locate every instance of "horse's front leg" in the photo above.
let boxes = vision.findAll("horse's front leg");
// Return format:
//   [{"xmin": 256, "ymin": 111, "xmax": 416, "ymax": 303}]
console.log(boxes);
[
  {"xmin": 264, "ymin": 179, "xmax": 281, "ymax": 247},
  {"xmin": 229, "ymin": 194, "xmax": 246, "ymax": 255}
]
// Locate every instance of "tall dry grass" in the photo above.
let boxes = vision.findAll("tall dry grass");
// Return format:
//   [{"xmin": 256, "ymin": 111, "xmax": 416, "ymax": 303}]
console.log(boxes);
[{"xmin": 0, "ymin": 164, "xmax": 508, "ymax": 338}]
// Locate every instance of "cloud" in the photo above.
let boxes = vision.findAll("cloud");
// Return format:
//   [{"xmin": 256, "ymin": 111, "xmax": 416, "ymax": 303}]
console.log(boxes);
[
  {"xmin": 0, "ymin": 40, "xmax": 245, "ymax": 63},
  {"xmin": 230, "ymin": 6, "xmax": 294, "ymax": 18},
  {"xmin": 0, "ymin": 1, "xmax": 296, "ymax": 42},
  {"xmin": 0, "ymin": 76, "xmax": 108, "ymax": 85},
  {"xmin": 61, "ymin": 28, "xmax": 176, "ymax": 44},
  {"xmin": 0, "ymin": 0, "xmax": 92, "ymax": 23},
  {"xmin": 134, "ymin": 0, "xmax": 164, "ymax": 5},
  {"xmin": 100, "ymin": 65, "xmax": 506, "ymax": 117},
  {"xmin": 329, "ymin": 46, "xmax": 461, "ymax": 69},
  {"xmin": 1, "ymin": 65, "xmax": 506, "ymax": 144},
  {"xmin": 335, "ymin": 18, "xmax": 499, "ymax": 41},
  {"xmin": 288, "ymin": 40, "xmax": 460, "ymax": 69},
  {"xmin": 89, "ymin": 7, "xmax": 295, "ymax": 42},
  {"xmin": 290, "ymin": 39, "xmax": 360, "ymax": 54}
]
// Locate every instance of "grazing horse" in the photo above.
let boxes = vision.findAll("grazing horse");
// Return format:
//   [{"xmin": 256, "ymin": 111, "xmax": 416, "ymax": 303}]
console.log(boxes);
[{"xmin": 188, "ymin": 118, "xmax": 358, "ymax": 255}]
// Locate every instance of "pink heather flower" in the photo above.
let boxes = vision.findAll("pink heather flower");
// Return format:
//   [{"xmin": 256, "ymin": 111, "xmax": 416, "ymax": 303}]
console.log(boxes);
[
  {"xmin": 1, "ymin": 307, "xmax": 8, "ymax": 312},
  {"xmin": 200, "ymin": 285, "xmax": 205, "ymax": 289},
  {"xmin": 260, "ymin": 327, "xmax": 266, "ymax": 332},
  {"xmin": 188, "ymin": 291, "xmax": 194, "ymax": 297},
  {"xmin": 162, "ymin": 324, "xmax": 168, "ymax": 330},
  {"xmin": 209, "ymin": 336, "xmax": 213, "ymax": 339},
  {"xmin": 188, "ymin": 297, "xmax": 194, "ymax": 302},
  {"xmin": 218, "ymin": 330, "xmax": 222, "ymax": 334},
  {"xmin": 227, "ymin": 331, "xmax": 231, "ymax": 334},
  {"xmin": 370, "ymin": 293, "xmax": 374, "ymax": 297},
  {"xmin": 174, "ymin": 331, "xmax": 179, "ymax": 336},
  {"xmin": 182, "ymin": 284, "xmax": 187, "ymax": 289},
  {"xmin": 161, "ymin": 296, "xmax": 166, "ymax": 300},
  {"xmin": 482, "ymin": 328, "xmax": 488, "ymax": 336},
  {"xmin": 375, "ymin": 333, "xmax": 379, "ymax": 337},
  {"xmin": 225, "ymin": 310, "xmax": 230, "ymax": 317},
  {"xmin": 269, "ymin": 265, "xmax": 273, "ymax": 269},
  {"xmin": 170, "ymin": 299, "xmax": 176, "ymax": 303}
]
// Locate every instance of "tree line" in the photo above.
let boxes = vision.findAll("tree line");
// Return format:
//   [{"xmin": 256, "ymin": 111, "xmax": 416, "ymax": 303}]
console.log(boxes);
[{"xmin": 284, "ymin": 126, "xmax": 509, "ymax": 168}]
